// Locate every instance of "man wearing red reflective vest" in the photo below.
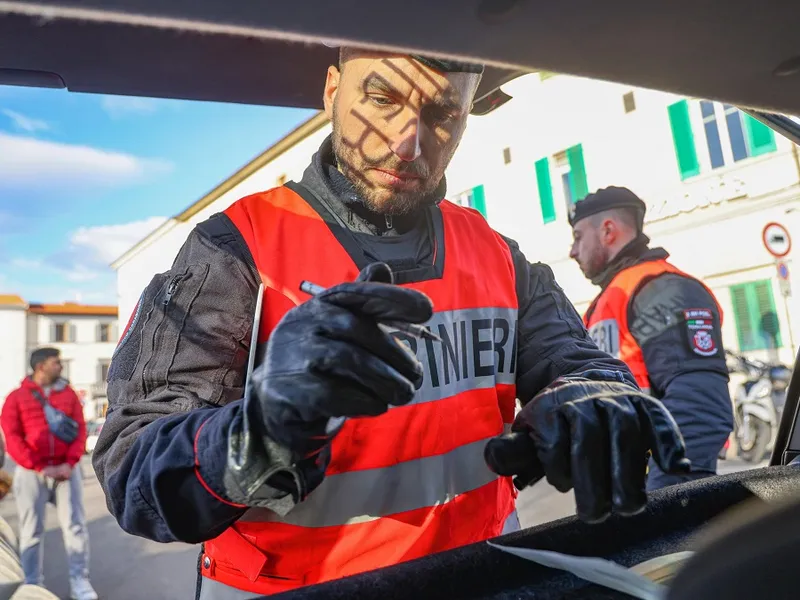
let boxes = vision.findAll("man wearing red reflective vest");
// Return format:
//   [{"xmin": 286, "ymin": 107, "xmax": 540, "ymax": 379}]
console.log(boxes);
[
  {"xmin": 93, "ymin": 50, "xmax": 689, "ymax": 598},
  {"xmin": 569, "ymin": 187, "xmax": 734, "ymax": 491}
]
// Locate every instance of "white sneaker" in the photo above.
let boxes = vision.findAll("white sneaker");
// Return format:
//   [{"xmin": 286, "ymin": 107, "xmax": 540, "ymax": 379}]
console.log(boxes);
[{"xmin": 69, "ymin": 577, "xmax": 98, "ymax": 600}]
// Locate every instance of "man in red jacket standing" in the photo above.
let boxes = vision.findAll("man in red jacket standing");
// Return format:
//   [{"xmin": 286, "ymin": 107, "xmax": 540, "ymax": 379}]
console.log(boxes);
[{"xmin": 1, "ymin": 347, "xmax": 97, "ymax": 600}]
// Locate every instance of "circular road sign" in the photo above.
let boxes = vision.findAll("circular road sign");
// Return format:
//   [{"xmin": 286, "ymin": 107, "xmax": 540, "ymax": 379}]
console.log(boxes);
[{"xmin": 763, "ymin": 222, "xmax": 792, "ymax": 258}]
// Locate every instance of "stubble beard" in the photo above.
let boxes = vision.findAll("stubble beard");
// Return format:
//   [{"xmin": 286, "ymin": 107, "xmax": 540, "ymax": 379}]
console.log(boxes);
[{"xmin": 331, "ymin": 116, "xmax": 439, "ymax": 216}]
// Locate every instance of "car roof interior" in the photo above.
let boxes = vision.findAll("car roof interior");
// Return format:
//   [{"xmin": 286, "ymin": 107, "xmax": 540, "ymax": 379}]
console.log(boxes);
[{"xmin": 3, "ymin": 0, "xmax": 800, "ymax": 118}]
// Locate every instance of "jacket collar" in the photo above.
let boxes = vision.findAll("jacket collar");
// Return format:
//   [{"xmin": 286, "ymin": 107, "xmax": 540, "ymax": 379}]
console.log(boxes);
[{"xmin": 591, "ymin": 233, "xmax": 670, "ymax": 289}]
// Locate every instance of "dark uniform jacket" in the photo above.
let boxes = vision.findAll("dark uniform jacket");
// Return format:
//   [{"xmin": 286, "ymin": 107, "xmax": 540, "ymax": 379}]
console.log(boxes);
[
  {"xmin": 93, "ymin": 137, "xmax": 634, "ymax": 544},
  {"xmin": 592, "ymin": 237, "xmax": 734, "ymax": 481}
]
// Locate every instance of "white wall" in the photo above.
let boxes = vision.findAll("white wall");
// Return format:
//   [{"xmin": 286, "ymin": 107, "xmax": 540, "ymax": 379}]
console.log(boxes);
[
  {"xmin": 116, "ymin": 221, "xmax": 189, "ymax": 326},
  {"xmin": 116, "ymin": 73, "xmax": 800, "ymax": 366},
  {"xmin": 0, "ymin": 307, "xmax": 28, "ymax": 404}
]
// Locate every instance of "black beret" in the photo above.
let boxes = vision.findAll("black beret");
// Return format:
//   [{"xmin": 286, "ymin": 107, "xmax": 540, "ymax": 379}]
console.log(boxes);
[{"xmin": 568, "ymin": 186, "xmax": 647, "ymax": 228}]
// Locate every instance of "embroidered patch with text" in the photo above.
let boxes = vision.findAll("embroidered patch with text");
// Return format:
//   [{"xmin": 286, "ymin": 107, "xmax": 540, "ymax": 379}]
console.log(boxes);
[{"xmin": 684, "ymin": 308, "xmax": 718, "ymax": 357}]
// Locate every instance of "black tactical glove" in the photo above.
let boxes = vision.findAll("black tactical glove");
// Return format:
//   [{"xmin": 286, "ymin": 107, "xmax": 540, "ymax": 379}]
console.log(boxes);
[
  {"xmin": 484, "ymin": 376, "xmax": 690, "ymax": 523},
  {"xmin": 224, "ymin": 262, "xmax": 433, "ymax": 509},
  {"xmin": 253, "ymin": 261, "xmax": 433, "ymax": 455}
]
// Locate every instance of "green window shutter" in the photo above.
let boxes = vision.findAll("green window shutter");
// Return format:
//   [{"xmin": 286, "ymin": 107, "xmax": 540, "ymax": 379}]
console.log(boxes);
[
  {"xmin": 753, "ymin": 280, "xmax": 781, "ymax": 349},
  {"xmin": 566, "ymin": 144, "xmax": 589, "ymax": 202},
  {"xmin": 730, "ymin": 280, "xmax": 782, "ymax": 351},
  {"xmin": 743, "ymin": 114, "xmax": 777, "ymax": 157},
  {"xmin": 535, "ymin": 157, "xmax": 556, "ymax": 224},
  {"xmin": 667, "ymin": 100, "xmax": 700, "ymax": 180},
  {"xmin": 471, "ymin": 184, "xmax": 487, "ymax": 218},
  {"xmin": 730, "ymin": 285, "xmax": 753, "ymax": 350}
]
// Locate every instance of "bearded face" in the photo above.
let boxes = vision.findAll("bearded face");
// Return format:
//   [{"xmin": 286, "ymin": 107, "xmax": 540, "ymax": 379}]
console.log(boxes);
[{"xmin": 324, "ymin": 51, "xmax": 480, "ymax": 215}]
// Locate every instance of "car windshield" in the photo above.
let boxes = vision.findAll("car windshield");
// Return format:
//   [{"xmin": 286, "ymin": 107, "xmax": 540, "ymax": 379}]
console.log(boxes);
[{"xmin": 1, "ymin": 47, "xmax": 798, "ymax": 599}]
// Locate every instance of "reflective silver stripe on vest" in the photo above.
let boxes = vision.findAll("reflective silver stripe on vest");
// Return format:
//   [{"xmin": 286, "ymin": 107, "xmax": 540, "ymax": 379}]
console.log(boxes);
[
  {"xmin": 393, "ymin": 307, "xmax": 517, "ymax": 405},
  {"xmin": 587, "ymin": 318, "xmax": 620, "ymax": 359},
  {"xmin": 240, "ymin": 436, "xmax": 500, "ymax": 528},
  {"xmin": 256, "ymin": 306, "xmax": 518, "ymax": 407},
  {"xmin": 198, "ymin": 576, "xmax": 262, "ymax": 600}
]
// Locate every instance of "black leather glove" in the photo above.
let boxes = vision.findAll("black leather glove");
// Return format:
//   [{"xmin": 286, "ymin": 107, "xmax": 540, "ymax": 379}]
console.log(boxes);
[
  {"xmin": 485, "ymin": 376, "xmax": 690, "ymax": 523},
  {"xmin": 252, "ymin": 261, "xmax": 433, "ymax": 456},
  {"xmin": 224, "ymin": 262, "xmax": 433, "ymax": 508}
]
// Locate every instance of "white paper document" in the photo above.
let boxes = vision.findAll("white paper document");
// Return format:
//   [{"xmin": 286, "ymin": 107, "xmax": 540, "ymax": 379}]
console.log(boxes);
[{"xmin": 487, "ymin": 542, "xmax": 693, "ymax": 600}]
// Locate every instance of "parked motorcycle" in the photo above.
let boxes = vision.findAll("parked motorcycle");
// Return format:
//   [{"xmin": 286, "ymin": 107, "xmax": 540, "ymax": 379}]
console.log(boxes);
[{"xmin": 726, "ymin": 351, "xmax": 792, "ymax": 463}]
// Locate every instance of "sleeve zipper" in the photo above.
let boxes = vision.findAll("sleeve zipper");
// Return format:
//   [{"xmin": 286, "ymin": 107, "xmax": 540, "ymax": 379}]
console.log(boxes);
[
  {"xmin": 143, "ymin": 274, "xmax": 183, "ymax": 396},
  {"xmin": 163, "ymin": 275, "xmax": 183, "ymax": 307}
]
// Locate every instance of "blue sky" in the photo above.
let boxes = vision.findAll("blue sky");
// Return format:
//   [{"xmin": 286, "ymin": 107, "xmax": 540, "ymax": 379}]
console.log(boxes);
[{"xmin": 0, "ymin": 85, "xmax": 314, "ymax": 305}]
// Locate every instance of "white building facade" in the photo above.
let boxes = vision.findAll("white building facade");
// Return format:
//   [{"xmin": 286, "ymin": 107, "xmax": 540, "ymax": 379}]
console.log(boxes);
[
  {"xmin": 0, "ymin": 297, "xmax": 119, "ymax": 421},
  {"xmin": 113, "ymin": 73, "xmax": 800, "ymax": 368}
]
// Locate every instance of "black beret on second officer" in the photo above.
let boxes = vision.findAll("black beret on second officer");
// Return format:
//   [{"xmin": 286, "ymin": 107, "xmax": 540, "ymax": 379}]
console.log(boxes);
[{"xmin": 568, "ymin": 186, "xmax": 647, "ymax": 231}]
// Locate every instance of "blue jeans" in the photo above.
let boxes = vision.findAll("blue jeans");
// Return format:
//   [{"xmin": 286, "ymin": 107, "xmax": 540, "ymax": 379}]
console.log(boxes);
[{"xmin": 13, "ymin": 465, "xmax": 90, "ymax": 585}]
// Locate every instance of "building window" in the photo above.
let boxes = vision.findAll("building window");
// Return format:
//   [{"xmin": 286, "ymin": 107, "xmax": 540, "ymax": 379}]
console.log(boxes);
[
  {"xmin": 554, "ymin": 151, "xmax": 573, "ymax": 207},
  {"xmin": 724, "ymin": 104, "xmax": 750, "ymax": 162},
  {"xmin": 99, "ymin": 360, "xmax": 112, "ymax": 383},
  {"xmin": 623, "ymin": 91, "xmax": 636, "ymax": 114},
  {"xmin": 503, "ymin": 147, "xmax": 512, "ymax": 165},
  {"xmin": 701, "ymin": 100, "xmax": 726, "ymax": 169},
  {"xmin": 668, "ymin": 100, "xmax": 701, "ymax": 180},
  {"xmin": 452, "ymin": 185, "xmax": 488, "ymax": 218},
  {"xmin": 723, "ymin": 105, "xmax": 778, "ymax": 161},
  {"xmin": 98, "ymin": 323, "xmax": 112, "ymax": 342},
  {"xmin": 534, "ymin": 143, "xmax": 589, "ymax": 225},
  {"xmin": 669, "ymin": 100, "xmax": 778, "ymax": 180},
  {"xmin": 730, "ymin": 279, "xmax": 782, "ymax": 351},
  {"xmin": 52, "ymin": 322, "xmax": 75, "ymax": 343}
]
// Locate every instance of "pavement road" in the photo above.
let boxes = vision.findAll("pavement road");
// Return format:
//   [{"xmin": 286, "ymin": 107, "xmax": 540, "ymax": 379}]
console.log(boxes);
[{"xmin": 0, "ymin": 455, "xmax": 767, "ymax": 600}]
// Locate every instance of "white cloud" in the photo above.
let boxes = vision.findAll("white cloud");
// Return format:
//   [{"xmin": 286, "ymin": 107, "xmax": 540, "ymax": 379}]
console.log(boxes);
[
  {"xmin": 9, "ymin": 258, "xmax": 42, "ymax": 270},
  {"xmin": 2, "ymin": 109, "xmax": 50, "ymax": 133},
  {"xmin": 67, "ymin": 217, "xmax": 168, "ymax": 266},
  {"xmin": 100, "ymin": 96, "xmax": 161, "ymax": 119},
  {"xmin": 0, "ymin": 132, "xmax": 172, "ymax": 192},
  {"xmin": 7, "ymin": 217, "xmax": 168, "ymax": 293},
  {"xmin": 62, "ymin": 265, "xmax": 102, "ymax": 283}
]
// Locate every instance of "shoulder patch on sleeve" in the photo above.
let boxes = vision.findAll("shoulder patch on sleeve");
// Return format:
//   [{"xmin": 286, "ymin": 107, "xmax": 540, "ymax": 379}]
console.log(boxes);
[
  {"xmin": 683, "ymin": 308, "xmax": 719, "ymax": 357},
  {"xmin": 114, "ymin": 292, "xmax": 144, "ymax": 357}
]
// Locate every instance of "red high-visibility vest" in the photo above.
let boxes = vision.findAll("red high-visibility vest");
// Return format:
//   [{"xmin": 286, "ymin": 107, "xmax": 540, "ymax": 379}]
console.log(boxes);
[
  {"xmin": 199, "ymin": 184, "xmax": 519, "ymax": 596},
  {"xmin": 583, "ymin": 258, "xmax": 723, "ymax": 392}
]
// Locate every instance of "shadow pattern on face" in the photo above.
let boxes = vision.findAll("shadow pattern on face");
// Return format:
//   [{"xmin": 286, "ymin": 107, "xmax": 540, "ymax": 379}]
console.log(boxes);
[{"xmin": 331, "ymin": 56, "xmax": 473, "ymax": 215}]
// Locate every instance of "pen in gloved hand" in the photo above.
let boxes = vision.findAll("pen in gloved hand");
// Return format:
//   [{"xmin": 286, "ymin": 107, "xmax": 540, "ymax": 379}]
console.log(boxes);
[{"xmin": 299, "ymin": 280, "xmax": 441, "ymax": 342}]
